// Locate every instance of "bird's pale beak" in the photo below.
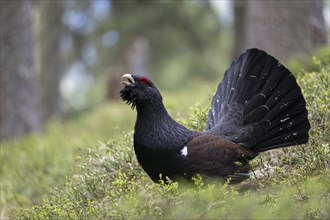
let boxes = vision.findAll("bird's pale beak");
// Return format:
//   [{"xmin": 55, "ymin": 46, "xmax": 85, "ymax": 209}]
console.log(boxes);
[{"xmin": 121, "ymin": 74, "xmax": 135, "ymax": 86}]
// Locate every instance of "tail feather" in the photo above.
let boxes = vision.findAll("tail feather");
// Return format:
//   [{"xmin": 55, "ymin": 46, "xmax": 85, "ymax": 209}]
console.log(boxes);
[
  {"xmin": 243, "ymin": 93, "xmax": 267, "ymax": 116},
  {"xmin": 205, "ymin": 48, "xmax": 310, "ymax": 153},
  {"xmin": 243, "ymin": 105, "xmax": 269, "ymax": 125},
  {"xmin": 259, "ymin": 109, "xmax": 309, "ymax": 146},
  {"xmin": 266, "ymin": 75, "xmax": 301, "ymax": 111},
  {"xmin": 255, "ymin": 121, "xmax": 310, "ymax": 152},
  {"xmin": 266, "ymin": 97, "xmax": 307, "ymax": 130}
]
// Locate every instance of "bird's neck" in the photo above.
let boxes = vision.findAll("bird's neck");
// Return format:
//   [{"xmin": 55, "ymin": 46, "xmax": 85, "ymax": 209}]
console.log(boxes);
[
  {"xmin": 134, "ymin": 98, "xmax": 196, "ymax": 149},
  {"xmin": 135, "ymin": 98, "xmax": 175, "ymax": 129}
]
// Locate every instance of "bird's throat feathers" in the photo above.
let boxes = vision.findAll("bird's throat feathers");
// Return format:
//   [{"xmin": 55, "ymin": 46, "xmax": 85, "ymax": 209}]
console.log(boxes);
[
  {"xmin": 134, "ymin": 98, "xmax": 196, "ymax": 151},
  {"xmin": 135, "ymin": 97, "xmax": 172, "ymax": 133}
]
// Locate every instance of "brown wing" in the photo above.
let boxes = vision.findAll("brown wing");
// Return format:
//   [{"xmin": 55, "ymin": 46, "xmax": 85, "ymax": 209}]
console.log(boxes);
[{"xmin": 185, "ymin": 134, "xmax": 254, "ymax": 183}]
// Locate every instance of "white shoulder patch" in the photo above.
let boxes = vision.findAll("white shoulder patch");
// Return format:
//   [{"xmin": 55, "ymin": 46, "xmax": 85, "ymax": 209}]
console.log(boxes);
[{"xmin": 181, "ymin": 146, "xmax": 188, "ymax": 157}]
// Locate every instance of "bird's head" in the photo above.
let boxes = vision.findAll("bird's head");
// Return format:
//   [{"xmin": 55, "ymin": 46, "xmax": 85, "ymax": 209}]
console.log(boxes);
[{"xmin": 120, "ymin": 74, "xmax": 161, "ymax": 109}]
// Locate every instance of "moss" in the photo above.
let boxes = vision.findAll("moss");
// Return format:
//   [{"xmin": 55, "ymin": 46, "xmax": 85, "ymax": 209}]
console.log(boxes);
[{"xmin": 4, "ymin": 58, "xmax": 330, "ymax": 219}]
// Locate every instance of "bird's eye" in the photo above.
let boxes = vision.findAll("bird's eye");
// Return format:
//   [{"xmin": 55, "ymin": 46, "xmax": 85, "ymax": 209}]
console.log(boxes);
[{"xmin": 140, "ymin": 77, "xmax": 150, "ymax": 86}]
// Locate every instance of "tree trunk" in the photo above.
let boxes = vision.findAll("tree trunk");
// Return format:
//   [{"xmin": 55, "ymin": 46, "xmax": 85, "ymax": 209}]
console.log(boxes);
[
  {"xmin": 232, "ymin": 1, "xmax": 247, "ymax": 59},
  {"xmin": 243, "ymin": 0, "xmax": 327, "ymax": 61},
  {"xmin": 36, "ymin": 1, "xmax": 64, "ymax": 123},
  {"xmin": 0, "ymin": 0, "xmax": 42, "ymax": 141}
]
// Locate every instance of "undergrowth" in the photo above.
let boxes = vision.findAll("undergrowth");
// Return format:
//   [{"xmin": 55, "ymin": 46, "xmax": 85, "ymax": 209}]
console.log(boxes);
[{"xmin": 6, "ymin": 60, "xmax": 330, "ymax": 219}]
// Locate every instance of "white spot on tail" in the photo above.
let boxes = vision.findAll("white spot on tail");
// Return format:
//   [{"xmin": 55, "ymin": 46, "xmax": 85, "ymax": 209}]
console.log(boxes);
[
  {"xmin": 181, "ymin": 146, "xmax": 188, "ymax": 157},
  {"xmin": 280, "ymin": 117, "xmax": 290, "ymax": 122},
  {"xmin": 211, "ymin": 108, "xmax": 215, "ymax": 116}
]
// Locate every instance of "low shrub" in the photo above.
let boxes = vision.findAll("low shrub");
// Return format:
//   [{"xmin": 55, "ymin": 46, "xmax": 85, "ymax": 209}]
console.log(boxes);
[{"xmin": 10, "ymin": 60, "xmax": 330, "ymax": 219}]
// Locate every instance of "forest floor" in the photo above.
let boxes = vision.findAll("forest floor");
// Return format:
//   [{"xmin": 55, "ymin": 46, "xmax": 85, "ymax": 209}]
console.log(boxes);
[{"xmin": 1, "ymin": 58, "xmax": 329, "ymax": 219}]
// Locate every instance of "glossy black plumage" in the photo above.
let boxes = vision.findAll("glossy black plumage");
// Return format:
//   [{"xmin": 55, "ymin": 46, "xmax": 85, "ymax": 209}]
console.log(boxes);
[
  {"xmin": 120, "ymin": 49, "xmax": 310, "ymax": 183},
  {"xmin": 205, "ymin": 49, "xmax": 310, "ymax": 152}
]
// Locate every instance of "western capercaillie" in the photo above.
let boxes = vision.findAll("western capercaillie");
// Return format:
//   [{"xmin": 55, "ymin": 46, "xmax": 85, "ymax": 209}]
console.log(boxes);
[{"xmin": 120, "ymin": 49, "xmax": 310, "ymax": 183}]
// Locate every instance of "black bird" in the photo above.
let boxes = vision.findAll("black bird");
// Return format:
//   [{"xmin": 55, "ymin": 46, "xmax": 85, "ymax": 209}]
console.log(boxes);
[{"xmin": 120, "ymin": 49, "xmax": 310, "ymax": 183}]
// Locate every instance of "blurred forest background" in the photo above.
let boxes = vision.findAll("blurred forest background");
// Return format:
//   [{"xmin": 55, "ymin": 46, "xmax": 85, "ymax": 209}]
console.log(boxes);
[
  {"xmin": 1, "ymin": 0, "xmax": 329, "ymax": 141},
  {"xmin": 0, "ymin": 1, "xmax": 330, "ymax": 218}
]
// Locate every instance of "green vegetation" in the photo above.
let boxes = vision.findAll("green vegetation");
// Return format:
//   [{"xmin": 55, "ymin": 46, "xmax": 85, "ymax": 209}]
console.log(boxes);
[
  {"xmin": 1, "ymin": 59, "xmax": 329, "ymax": 219},
  {"xmin": 287, "ymin": 47, "xmax": 330, "ymax": 75},
  {"xmin": 0, "ymin": 76, "xmax": 213, "ymax": 218}
]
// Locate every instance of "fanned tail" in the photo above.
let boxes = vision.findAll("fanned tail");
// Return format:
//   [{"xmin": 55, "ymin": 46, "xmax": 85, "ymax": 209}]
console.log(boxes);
[{"xmin": 205, "ymin": 49, "xmax": 310, "ymax": 153}]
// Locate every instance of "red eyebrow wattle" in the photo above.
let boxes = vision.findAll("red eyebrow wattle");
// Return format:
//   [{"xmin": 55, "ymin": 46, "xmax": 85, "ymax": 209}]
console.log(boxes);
[{"xmin": 140, "ymin": 77, "xmax": 150, "ymax": 86}]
